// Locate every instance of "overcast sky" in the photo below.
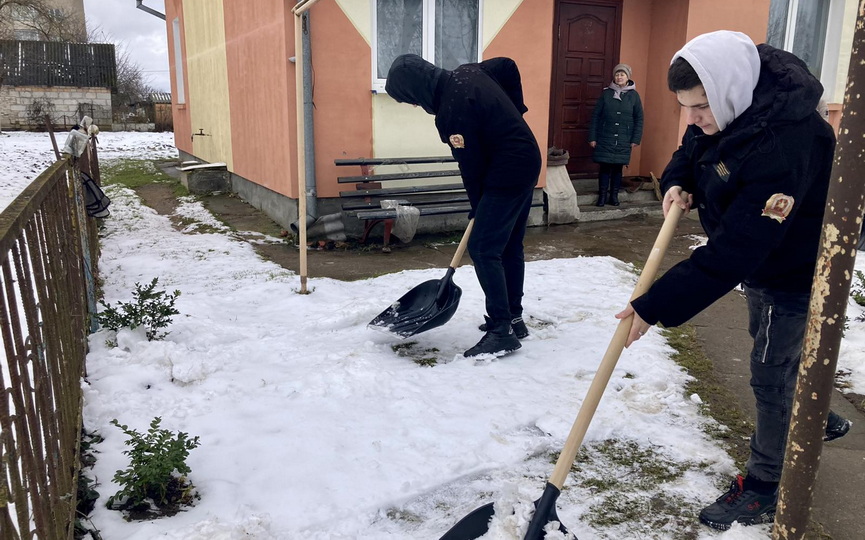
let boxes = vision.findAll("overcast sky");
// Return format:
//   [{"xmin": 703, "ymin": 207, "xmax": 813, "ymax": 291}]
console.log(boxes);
[{"xmin": 84, "ymin": 0, "xmax": 171, "ymax": 92}]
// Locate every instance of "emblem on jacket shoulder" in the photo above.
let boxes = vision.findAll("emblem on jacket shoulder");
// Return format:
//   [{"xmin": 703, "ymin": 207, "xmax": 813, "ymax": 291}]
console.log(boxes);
[
  {"xmin": 761, "ymin": 193, "xmax": 795, "ymax": 223},
  {"xmin": 449, "ymin": 134, "xmax": 465, "ymax": 148}
]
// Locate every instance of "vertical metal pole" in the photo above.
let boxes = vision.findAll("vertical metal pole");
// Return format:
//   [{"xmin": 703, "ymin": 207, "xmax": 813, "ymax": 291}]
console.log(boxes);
[
  {"xmin": 294, "ymin": 5, "xmax": 308, "ymax": 294},
  {"xmin": 774, "ymin": 4, "xmax": 865, "ymax": 537}
]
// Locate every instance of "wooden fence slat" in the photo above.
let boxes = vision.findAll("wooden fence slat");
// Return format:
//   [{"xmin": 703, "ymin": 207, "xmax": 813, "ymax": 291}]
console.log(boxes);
[{"xmin": 0, "ymin": 40, "xmax": 116, "ymax": 88}]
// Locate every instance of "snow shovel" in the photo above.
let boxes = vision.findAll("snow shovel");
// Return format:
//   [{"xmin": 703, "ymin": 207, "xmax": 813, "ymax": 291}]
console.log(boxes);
[
  {"xmin": 369, "ymin": 219, "xmax": 474, "ymax": 337},
  {"xmin": 439, "ymin": 202, "xmax": 686, "ymax": 540}
]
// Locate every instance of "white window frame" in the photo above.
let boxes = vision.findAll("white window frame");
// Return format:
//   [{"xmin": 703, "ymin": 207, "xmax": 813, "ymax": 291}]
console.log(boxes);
[
  {"xmin": 819, "ymin": 0, "xmax": 845, "ymax": 100},
  {"xmin": 172, "ymin": 18, "xmax": 186, "ymax": 105},
  {"xmin": 371, "ymin": 0, "xmax": 484, "ymax": 93},
  {"xmin": 769, "ymin": 0, "xmax": 843, "ymax": 98}
]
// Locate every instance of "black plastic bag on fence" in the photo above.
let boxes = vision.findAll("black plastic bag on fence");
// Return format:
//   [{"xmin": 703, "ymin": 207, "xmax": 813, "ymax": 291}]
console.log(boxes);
[{"xmin": 81, "ymin": 172, "xmax": 111, "ymax": 218}]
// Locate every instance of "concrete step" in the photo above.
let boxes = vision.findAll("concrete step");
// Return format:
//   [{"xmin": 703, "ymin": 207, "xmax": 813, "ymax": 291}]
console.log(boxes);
[
  {"xmin": 576, "ymin": 200, "xmax": 664, "ymax": 222},
  {"xmin": 576, "ymin": 189, "xmax": 656, "ymax": 207}
]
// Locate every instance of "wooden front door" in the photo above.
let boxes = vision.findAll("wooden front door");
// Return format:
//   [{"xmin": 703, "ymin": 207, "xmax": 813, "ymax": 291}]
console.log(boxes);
[{"xmin": 549, "ymin": 0, "xmax": 622, "ymax": 177}]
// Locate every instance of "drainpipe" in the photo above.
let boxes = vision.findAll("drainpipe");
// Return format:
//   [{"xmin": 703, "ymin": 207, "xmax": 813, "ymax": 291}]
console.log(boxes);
[
  {"xmin": 290, "ymin": 10, "xmax": 340, "ymax": 240},
  {"xmin": 135, "ymin": 0, "xmax": 165, "ymax": 20},
  {"xmin": 301, "ymin": 10, "xmax": 317, "ymax": 221}
]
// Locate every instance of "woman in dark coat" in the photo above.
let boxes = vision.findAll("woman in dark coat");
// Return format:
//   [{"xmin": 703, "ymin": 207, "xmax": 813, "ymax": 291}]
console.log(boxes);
[{"xmin": 589, "ymin": 63, "xmax": 644, "ymax": 206}]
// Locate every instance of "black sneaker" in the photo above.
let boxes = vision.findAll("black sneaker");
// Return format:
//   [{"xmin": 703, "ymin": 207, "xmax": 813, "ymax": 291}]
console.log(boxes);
[
  {"xmin": 464, "ymin": 328, "xmax": 521, "ymax": 358},
  {"xmin": 699, "ymin": 475, "xmax": 777, "ymax": 531},
  {"xmin": 825, "ymin": 410, "xmax": 852, "ymax": 442},
  {"xmin": 478, "ymin": 317, "xmax": 529, "ymax": 339},
  {"xmin": 510, "ymin": 317, "xmax": 529, "ymax": 339}
]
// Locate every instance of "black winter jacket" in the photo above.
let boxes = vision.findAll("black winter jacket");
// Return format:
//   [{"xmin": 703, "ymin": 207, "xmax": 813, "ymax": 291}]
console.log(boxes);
[
  {"xmin": 631, "ymin": 44, "xmax": 836, "ymax": 327},
  {"xmin": 433, "ymin": 59, "xmax": 541, "ymax": 209},
  {"xmin": 589, "ymin": 86, "xmax": 644, "ymax": 165}
]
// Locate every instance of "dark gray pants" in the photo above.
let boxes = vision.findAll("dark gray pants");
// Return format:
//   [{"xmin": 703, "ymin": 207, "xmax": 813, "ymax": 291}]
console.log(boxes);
[{"xmin": 744, "ymin": 286, "xmax": 810, "ymax": 482}]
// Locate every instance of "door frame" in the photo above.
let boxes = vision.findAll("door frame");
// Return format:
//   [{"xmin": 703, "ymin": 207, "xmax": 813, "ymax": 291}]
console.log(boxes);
[{"xmin": 548, "ymin": 0, "xmax": 623, "ymax": 177}]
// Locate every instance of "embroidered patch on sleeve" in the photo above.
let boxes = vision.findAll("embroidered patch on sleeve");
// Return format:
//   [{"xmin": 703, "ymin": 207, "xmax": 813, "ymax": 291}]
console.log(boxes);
[
  {"xmin": 761, "ymin": 193, "xmax": 795, "ymax": 223},
  {"xmin": 449, "ymin": 134, "xmax": 465, "ymax": 149}
]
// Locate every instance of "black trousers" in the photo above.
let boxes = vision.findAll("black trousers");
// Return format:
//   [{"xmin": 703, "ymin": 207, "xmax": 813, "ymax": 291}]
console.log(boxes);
[
  {"xmin": 598, "ymin": 162, "xmax": 624, "ymax": 191},
  {"xmin": 744, "ymin": 286, "xmax": 810, "ymax": 482},
  {"xmin": 468, "ymin": 186, "xmax": 535, "ymax": 323}
]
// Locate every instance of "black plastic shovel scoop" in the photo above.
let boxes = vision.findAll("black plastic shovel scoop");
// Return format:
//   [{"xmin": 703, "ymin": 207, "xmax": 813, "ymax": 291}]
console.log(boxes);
[
  {"xmin": 369, "ymin": 219, "xmax": 474, "ymax": 337},
  {"xmin": 439, "ymin": 203, "xmax": 686, "ymax": 540}
]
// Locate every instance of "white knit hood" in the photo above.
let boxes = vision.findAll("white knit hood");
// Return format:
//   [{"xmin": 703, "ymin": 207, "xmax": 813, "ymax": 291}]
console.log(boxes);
[{"xmin": 671, "ymin": 30, "xmax": 760, "ymax": 132}]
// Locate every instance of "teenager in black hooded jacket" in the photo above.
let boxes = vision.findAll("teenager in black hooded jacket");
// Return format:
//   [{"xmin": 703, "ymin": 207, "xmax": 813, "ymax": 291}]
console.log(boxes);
[
  {"xmin": 613, "ymin": 30, "xmax": 849, "ymax": 530},
  {"xmin": 386, "ymin": 54, "xmax": 541, "ymax": 358}
]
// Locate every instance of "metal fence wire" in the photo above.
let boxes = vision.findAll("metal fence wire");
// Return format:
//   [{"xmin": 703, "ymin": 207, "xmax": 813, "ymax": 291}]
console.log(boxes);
[{"xmin": 0, "ymin": 144, "xmax": 100, "ymax": 539}]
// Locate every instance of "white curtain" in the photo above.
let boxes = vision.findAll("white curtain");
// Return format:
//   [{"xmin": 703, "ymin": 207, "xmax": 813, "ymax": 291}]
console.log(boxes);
[
  {"xmin": 377, "ymin": 0, "xmax": 422, "ymax": 79},
  {"xmin": 434, "ymin": 0, "xmax": 479, "ymax": 70}
]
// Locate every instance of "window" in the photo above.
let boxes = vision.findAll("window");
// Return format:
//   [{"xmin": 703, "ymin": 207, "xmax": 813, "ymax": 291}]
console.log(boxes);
[
  {"xmin": 172, "ymin": 18, "xmax": 186, "ymax": 105},
  {"xmin": 373, "ymin": 0, "xmax": 481, "ymax": 92},
  {"xmin": 14, "ymin": 29, "xmax": 41, "ymax": 41},
  {"xmin": 767, "ymin": 0, "xmax": 830, "ymax": 77}
]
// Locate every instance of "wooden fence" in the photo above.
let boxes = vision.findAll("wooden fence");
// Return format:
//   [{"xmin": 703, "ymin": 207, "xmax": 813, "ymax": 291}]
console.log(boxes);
[
  {"xmin": 0, "ymin": 40, "xmax": 116, "ymax": 88},
  {"xmin": 0, "ymin": 143, "xmax": 100, "ymax": 539}
]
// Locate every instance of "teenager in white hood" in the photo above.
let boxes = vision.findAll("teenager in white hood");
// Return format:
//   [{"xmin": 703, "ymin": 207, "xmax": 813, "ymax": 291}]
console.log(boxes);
[{"xmin": 614, "ymin": 30, "xmax": 849, "ymax": 530}]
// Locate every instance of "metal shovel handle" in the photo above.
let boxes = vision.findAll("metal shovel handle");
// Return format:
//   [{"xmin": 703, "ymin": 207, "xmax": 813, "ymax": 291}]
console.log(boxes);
[{"xmin": 548, "ymin": 202, "xmax": 686, "ymax": 489}]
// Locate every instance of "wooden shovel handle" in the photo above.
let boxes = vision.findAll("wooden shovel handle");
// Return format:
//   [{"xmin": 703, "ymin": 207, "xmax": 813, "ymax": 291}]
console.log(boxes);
[
  {"xmin": 548, "ymin": 201, "xmax": 686, "ymax": 489},
  {"xmin": 449, "ymin": 218, "xmax": 475, "ymax": 269}
]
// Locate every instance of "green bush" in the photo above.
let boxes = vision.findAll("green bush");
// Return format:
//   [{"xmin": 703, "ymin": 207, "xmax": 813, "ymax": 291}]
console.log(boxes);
[
  {"xmin": 98, "ymin": 278, "xmax": 180, "ymax": 341},
  {"xmin": 851, "ymin": 270, "xmax": 865, "ymax": 308},
  {"xmin": 107, "ymin": 417, "xmax": 200, "ymax": 513}
]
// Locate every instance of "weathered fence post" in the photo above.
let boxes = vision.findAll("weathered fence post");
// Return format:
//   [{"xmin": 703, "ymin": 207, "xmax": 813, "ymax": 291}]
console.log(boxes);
[{"xmin": 774, "ymin": 3, "xmax": 865, "ymax": 538}]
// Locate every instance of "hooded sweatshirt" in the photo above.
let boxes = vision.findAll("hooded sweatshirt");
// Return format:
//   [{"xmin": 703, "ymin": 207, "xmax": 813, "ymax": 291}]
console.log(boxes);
[
  {"xmin": 672, "ymin": 30, "xmax": 760, "ymax": 132},
  {"xmin": 386, "ymin": 54, "xmax": 540, "ymax": 209},
  {"xmin": 630, "ymin": 31, "xmax": 836, "ymax": 327}
]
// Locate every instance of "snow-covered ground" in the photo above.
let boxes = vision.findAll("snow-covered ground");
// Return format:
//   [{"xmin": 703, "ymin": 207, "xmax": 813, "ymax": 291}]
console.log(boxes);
[
  {"xmin": 0, "ymin": 130, "xmax": 177, "ymax": 211},
  {"xmin": 2, "ymin": 131, "xmax": 862, "ymax": 540}
]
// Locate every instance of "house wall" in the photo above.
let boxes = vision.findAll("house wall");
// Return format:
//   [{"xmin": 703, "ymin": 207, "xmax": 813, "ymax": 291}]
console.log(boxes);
[
  {"xmin": 483, "ymin": 0, "xmax": 554, "ymax": 174},
  {"xmin": 0, "ymin": 85, "xmax": 111, "ymax": 129},
  {"xmin": 639, "ymin": 0, "xmax": 690, "ymax": 180},
  {"xmin": 311, "ymin": 1, "xmax": 378, "ymax": 199},
  {"xmin": 618, "ymin": 0, "xmax": 654, "ymax": 178},
  {"xmin": 4, "ymin": 0, "xmax": 86, "ymax": 41},
  {"xmin": 222, "ymin": 1, "xmax": 297, "ymax": 198},
  {"xmin": 305, "ymin": 0, "xmax": 554, "ymax": 198},
  {"xmin": 163, "ymin": 0, "xmax": 796, "ymax": 226},
  {"xmin": 165, "ymin": 0, "xmax": 192, "ymax": 160},
  {"xmin": 634, "ymin": 0, "xmax": 772, "ymax": 181},
  {"xmin": 182, "ymin": 0, "xmax": 234, "ymax": 170}
]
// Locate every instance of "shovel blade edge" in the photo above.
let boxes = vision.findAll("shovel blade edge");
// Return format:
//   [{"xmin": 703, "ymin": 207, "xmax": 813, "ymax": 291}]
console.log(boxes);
[
  {"xmin": 438, "ymin": 502, "xmax": 495, "ymax": 540},
  {"xmin": 369, "ymin": 279, "xmax": 462, "ymax": 337}
]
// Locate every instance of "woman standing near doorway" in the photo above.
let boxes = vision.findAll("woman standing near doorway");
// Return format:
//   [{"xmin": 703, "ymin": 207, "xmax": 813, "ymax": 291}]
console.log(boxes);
[{"xmin": 589, "ymin": 63, "xmax": 644, "ymax": 206}]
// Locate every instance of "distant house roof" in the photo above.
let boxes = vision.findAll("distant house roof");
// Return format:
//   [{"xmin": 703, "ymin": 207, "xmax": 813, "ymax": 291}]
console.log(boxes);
[{"xmin": 149, "ymin": 92, "xmax": 172, "ymax": 104}]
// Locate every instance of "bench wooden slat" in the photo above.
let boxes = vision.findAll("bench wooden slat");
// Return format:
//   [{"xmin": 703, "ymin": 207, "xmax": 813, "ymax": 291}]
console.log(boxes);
[
  {"xmin": 356, "ymin": 204, "xmax": 472, "ymax": 220},
  {"xmin": 335, "ymin": 156, "xmax": 455, "ymax": 167},
  {"xmin": 338, "ymin": 169, "xmax": 461, "ymax": 184},
  {"xmin": 342, "ymin": 196, "xmax": 469, "ymax": 212},
  {"xmin": 354, "ymin": 200, "xmax": 543, "ymax": 221},
  {"xmin": 339, "ymin": 183, "xmax": 466, "ymax": 198}
]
